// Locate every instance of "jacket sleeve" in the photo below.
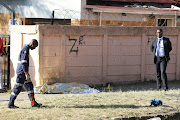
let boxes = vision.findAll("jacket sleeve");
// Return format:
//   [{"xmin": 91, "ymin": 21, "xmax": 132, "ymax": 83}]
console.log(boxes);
[
  {"xmin": 150, "ymin": 38, "xmax": 154, "ymax": 52},
  {"xmin": 168, "ymin": 38, "xmax": 172, "ymax": 52},
  {"xmin": 20, "ymin": 50, "xmax": 29, "ymax": 73}
]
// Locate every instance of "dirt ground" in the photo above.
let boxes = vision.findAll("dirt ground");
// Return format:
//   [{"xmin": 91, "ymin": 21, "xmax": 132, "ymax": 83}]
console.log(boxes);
[
  {"xmin": 1, "ymin": 80, "xmax": 180, "ymax": 102},
  {"xmin": 96, "ymin": 80, "xmax": 180, "ymax": 92}
]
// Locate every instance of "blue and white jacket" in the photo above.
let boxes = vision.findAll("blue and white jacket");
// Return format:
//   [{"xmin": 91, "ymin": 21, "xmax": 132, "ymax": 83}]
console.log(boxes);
[{"xmin": 16, "ymin": 45, "xmax": 29, "ymax": 75}]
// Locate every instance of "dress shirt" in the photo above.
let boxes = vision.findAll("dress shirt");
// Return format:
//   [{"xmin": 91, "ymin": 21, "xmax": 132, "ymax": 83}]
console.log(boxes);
[{"xmin": 156, "ymin": 36, "xmax": 165, "ymax": 57}]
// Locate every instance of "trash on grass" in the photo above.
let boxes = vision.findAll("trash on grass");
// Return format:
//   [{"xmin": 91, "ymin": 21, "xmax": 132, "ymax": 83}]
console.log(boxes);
[
  {"xmin": 34, "ymin": 82, "xmax": 100, "ymax": 94},
  {"xmin": 150, "ymin": 99, "xmax": 162, "ymax": 106}
]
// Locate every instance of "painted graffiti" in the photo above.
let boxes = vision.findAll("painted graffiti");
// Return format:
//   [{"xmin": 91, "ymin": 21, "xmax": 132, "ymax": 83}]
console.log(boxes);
[
  {"xmin": 69, "ymin": 37, "xmax": 78, "ymax": 54},
  {"xmin": 79, "ymin": 36, "xmax": 85, "ymax": 45},
  {"xmin": 69, "ymin": 36, "xmax": 85, "ymax": 55}
]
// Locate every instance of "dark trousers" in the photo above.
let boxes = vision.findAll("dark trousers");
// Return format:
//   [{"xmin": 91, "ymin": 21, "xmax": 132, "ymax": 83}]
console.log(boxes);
[
  {"xmin": 155, "ymin": 56, "xmax": 168, "ymax": 90},
  {"xmin": 8, "ymin": 73, "xmax": 34, "ymax": 106}
]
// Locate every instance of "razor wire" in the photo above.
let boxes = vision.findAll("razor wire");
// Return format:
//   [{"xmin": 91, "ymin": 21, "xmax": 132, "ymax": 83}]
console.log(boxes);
[{"xmin": 50, "ymin": 9, "xmax": 180, "ymax": 27}]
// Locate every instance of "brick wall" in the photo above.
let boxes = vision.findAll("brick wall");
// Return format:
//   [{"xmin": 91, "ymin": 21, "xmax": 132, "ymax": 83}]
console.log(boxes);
[
  {"xmin": 71, "ymin": 19, "xmax": 156, "ymax": 26},
  {"xmin": 0, "ymin": 13, "xmax": 24, "ymax": 34}
]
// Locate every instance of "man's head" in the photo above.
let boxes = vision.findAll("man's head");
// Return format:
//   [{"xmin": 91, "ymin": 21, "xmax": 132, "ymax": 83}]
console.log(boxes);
[
  {"xmin": 156, "ymin": 29, "xmax": 163, "ymax": 38},
  {"xmin": 29, "ymin": 39, "xmax": 38, "ymax": 50}
]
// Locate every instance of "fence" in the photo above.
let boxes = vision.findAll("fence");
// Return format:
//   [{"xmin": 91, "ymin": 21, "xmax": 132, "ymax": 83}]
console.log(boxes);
[
  {"xmin": 50, "ymin": 9, "xmax": 180, "ymax": 27},
  {"xmin": 0, "ymin": 34, "xmax": 10, "ymax": 89}
]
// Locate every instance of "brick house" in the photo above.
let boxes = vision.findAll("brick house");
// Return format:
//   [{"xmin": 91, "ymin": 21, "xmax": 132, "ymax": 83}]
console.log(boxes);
[
  {"xmin": 1, "ymin": 0, "xmax": 180, "ymax": 35},
  {"xmin": 84, "ymin": 0, "xmax": 180, "ymax": 26}
]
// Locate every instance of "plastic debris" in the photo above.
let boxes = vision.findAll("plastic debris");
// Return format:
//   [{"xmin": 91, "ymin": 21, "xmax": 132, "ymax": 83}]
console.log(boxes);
[
  {"xmin": 34, "ymin": 82, "xmax": 100, "ymax": 94},
  {"xmin": 150, "ymin": 99, "xmax": 162, "ymax": 106},
  {"xmin": 147, "ymin": 117, "xmax": 161, "ymax": 120}
]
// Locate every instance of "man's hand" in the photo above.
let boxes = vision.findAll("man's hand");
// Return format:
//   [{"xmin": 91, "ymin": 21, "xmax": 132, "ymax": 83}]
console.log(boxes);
[{"xmin": 25, "ymin": 73, "xmax": 30, "ymax": 81}]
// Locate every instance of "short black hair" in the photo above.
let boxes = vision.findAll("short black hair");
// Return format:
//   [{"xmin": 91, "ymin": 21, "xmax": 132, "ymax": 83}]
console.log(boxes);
[
  {"xmin": 32, "ymin": 39, "xmax": 38, "ymax": 46},
  {"xmin": 157, "ymin": 29, "xmax": 163, "ymax": 33}
]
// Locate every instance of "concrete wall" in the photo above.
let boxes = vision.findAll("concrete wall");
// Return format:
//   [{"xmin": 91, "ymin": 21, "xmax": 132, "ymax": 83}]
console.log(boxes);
[
  {"xmin": 10, "ymin": 25, "xmax": 39, "ymax": 88},
  {"xmin": 10, "ymin": 25, "xmax": 180, "ymax": 87}
]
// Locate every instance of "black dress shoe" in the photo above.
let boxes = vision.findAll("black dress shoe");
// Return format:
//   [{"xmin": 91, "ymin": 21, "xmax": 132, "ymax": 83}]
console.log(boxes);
[
  {"xmin": 164, "ymin": 89, "xmax": 168, "ymax": 91},
  {"xmin": 8, "ymin": 105, "xmax": 19, "ymax": 109}
]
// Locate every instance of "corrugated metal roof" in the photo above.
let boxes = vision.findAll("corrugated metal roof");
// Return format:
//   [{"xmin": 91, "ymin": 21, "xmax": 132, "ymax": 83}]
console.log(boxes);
[
  {"xmin": 102, "ymin": 0, "xmax": 179, "ymax": 4},
  {"xmin": 86, "ymin": 5, "xmax": 180, "ymax": 15}
]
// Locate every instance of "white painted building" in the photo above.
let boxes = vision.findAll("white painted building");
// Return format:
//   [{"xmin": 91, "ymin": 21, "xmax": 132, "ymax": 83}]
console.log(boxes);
[{"xmin": 0, "ymin": 0, "xmax": 86, "ymax": 19}]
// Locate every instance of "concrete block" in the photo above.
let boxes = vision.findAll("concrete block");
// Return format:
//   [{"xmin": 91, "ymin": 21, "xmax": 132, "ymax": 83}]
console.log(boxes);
[
  {"xmin": 145, "ymin": 65, "xmax": 156, "ymax": 74},
  {"xmin": 66, "ymin": 56, "xmax": 102, "ymax": 66},
  {"xmin": 108, "ymin": 46, "xmax": 141, "ymax": 56},
  {"xmin": 43, "ymin": 46, "xmax": 60, "ymax": 56},
  {"xmin": 66, "ymin": 35, "xmax": 103, "ymax": 46},
  {"xmin": 167, "ymin": 63, "xmax": 176, "ymax": 74},
  {"xmin": 43, "ymin": 67, "xmax": 60, "ymax": 78},
  {"xmin": 108, "ymin": 36, "xmax": 141, "ymax": 46},
  {"xmin": 145, "ymin": 55, "xmax": 153, "ymax": 65},
  {"xmin": 108, "ymin": 55, "xmax": 141, "ymax": 65},
  {"xmin": 43, "ymin": 36, "xmax": 61, "ymax": 46},
  {"xmin": 42, "ymin": 56, "xmax": 60, "ymax": 67},
  {"xmin": 171, "ymin": 45, "xmax": 176, "ymax": 54},
  {"xmin": 107, "ymin": 66, "xmax": 141, "ymax": 75},
  {"xmin": 106, "ymin": 75, "xmax": 141, "ymax": 82},
  {"xmin": 65, "ymin": 67, "xmax": 102, "ymax": 77},
  {"xmin": 64, "ymin": 76, "xmax": 102, "ymax": 85},
  {"xmin": 66, "ymin": 46, "xmax": 102, "ymax": 56},
  {"xmin": 167, "ymin": 36, "xmax": 178, "ymax": 45}
]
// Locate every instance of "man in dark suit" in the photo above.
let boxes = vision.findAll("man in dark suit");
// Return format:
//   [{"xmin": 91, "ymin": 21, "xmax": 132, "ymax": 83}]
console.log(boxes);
[{"xmin": 150, "ymin": 29, "xmax": 172, "ymax": 91}]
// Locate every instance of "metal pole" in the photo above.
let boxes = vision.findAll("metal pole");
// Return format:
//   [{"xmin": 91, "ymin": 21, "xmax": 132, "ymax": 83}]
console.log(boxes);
[
  {"xmin": 7, "ymin": 35, "xmax": 10, "ymax": 88},
  {"xmin": 88, "ymin": 9, "xmax": 90, "ymax": 26},
  {"xmin": 0, "ymin": 1, "xmax": 14, "ymax": 25},
  {"xmin": 51, "ymin": 10, "xmax": 54, "ymax": 25},
  {"xmin": 11, "ymin": 12, "xmax": 14, "ymax": 25},
  {"xmin": 175, "ymin": 11, "xmax": 177, "ymax": 27},
  {"xmin": 99, "ymin": 12, "xmax": 102, "ymax": 26}
]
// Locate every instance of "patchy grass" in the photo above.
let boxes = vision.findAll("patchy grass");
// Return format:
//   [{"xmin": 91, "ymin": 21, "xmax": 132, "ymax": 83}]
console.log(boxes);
[{"xmin": 0, "ymin": 89, "xmax": 180, "ymax": 120}]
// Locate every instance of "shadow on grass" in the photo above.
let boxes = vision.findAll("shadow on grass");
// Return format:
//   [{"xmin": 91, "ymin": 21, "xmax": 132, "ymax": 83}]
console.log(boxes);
[
  {"xmin": 165, "ymin": 94, "xmax": 180, "ymax": 98},
  {"xmin": 0, "ymin": 100, "xmax": 9, "ymax": 102},
  {"xmin": 64, "ymin": 104, "xmax": 146, "ymax": 109},
  {"xmin": 19, "ymin": 104, "xmax": 145, "ymax": 109},
  {"xmin": 19, "ymin": 104, "xmax": 174, "ymax": 109},
  {"xmin": 19, "ymin": 105, "xmax": 54, "ymax": 109},
  {"xmin": 59, "ymin": 104, "xmax": 173, "ymax": 109}
]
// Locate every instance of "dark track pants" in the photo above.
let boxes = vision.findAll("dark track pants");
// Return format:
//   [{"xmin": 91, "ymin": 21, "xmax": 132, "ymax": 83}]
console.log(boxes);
[{"xmin": 8, "ymin": 73, "xmax": 34, "ymax": 106}]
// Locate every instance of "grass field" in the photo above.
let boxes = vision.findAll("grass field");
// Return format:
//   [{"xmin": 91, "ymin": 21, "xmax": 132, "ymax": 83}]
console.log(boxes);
[{"xmin": 0, "ymin": 89, "xmax": 180, "ymax": 120}]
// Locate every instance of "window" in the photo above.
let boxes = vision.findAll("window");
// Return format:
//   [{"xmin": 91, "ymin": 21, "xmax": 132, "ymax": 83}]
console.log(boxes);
[
  {"xmin": 157, "ymin": 19, "xmax": 172, "ymax": 26},
  {"xmin": 158, "ymin": 19, "xmax": 167, "ymax": 26}
]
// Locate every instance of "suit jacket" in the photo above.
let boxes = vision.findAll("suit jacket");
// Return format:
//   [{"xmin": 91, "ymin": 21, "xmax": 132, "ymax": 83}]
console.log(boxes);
[{"xmin": 150, "ymin": 37, "xmax": 172, "ymax": 64}]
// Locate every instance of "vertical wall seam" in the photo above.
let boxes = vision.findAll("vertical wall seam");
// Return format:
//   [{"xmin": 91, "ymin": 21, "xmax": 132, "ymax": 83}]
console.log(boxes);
[
  {"xmin": 176, "ymin": 32, "xmax": 180, "ymax": 80},
  {"xmin": 61, "ymin": 35, "xmax": 66, "ymax": 82},
  {"xmin": 141, "ymin": 33, "xmax": 146, "ymax": 81},
  {"xmin": 102, "ymin": 34, "xmax": 108, "ymax": 85}
]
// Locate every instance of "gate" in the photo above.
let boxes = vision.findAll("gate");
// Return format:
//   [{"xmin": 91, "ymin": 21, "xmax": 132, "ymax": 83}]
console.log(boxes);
[{"xmin": 0, "ymin": 34, "xmax": 10, "ymax": 89}]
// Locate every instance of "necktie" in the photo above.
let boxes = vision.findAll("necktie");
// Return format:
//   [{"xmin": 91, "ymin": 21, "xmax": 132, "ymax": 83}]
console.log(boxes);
[{"xmin": 156, "ymin": 39, "xmax": 161, "ymax": 58}]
